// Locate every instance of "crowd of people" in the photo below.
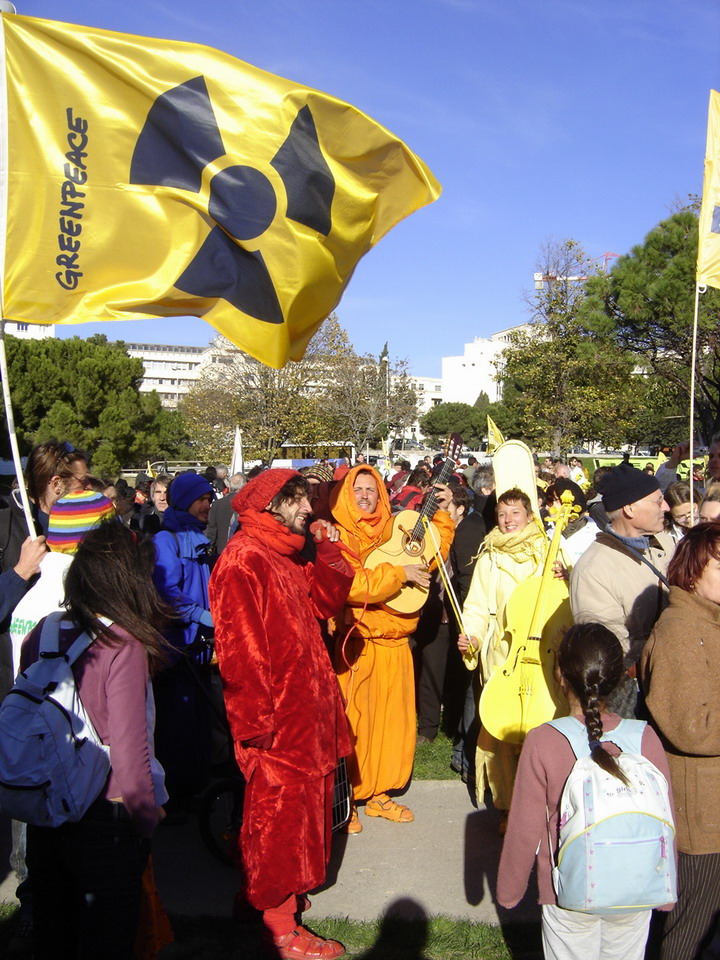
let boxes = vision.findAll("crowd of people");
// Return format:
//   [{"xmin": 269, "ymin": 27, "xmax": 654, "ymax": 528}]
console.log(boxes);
[{"xmin": 2, "ymin": 436, "xmax": 720, "ymax": 959}]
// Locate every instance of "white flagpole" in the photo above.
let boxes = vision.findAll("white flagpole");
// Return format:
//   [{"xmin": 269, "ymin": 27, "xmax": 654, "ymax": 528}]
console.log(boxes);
[
  {"xmin": 0, "ymin": 7, "xmax": 36, "ymax": 538},
  {"xmin": 0, "ymin": 322, "xmax": 36, "ymax": 538},
  {"xmin": 690, "ymin": 284, "xmax": 703, "ymax": 512}
]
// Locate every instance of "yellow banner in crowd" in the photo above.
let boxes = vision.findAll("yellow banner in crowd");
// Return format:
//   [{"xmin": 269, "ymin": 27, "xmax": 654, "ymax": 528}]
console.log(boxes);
[
  {"xmin": 0, "ymin": 14, "xmax": 440, "ymax": 367},
  {"xmin": 698, "ymin": 90, "xmax": 720, "ymax": 289},
  {"xmin": 487, "ymin": 415, "xmax": 505, "ymax": 454}
]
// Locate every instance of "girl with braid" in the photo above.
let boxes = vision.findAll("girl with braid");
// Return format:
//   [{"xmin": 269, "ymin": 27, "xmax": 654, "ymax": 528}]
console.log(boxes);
[{"xmin": 496, "ymin": 623, "xmax": 674, "ymax": 960}]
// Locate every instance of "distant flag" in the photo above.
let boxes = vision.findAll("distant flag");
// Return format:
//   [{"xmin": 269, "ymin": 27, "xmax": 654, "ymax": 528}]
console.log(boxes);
[
  {"xmin": 0, "ymin": 14, "xmax": 441, "ymax": 368},
  {"xmin": 698, "ymin": 90, "xmax": 720, "ymax": 289},
  {"xmin": 486, "ymin": 415, "xmax": 505, "ymax": 454},
  {"xmin": 229, "ymin": 427, "xmax": 243, "ymax": 476},
  {"xmin": 146, "ymin": 460, "xmax": 155, "ymax": 479}
]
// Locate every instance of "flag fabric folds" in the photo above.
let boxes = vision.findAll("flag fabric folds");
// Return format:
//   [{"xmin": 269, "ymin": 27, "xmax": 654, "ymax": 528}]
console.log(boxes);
[
  {"xmin": 698, "ymin": 89, "xmax": 720, "ymax": 290},
  {"xmin": 0, "ymin": 14, "xmax": 440, "ymax": 367},
  {"xmin": 486, "ymin": 415, "xmax": 505, "ymax": 454},
  {"xmin": 229, "ymin": 426, "xmax": 243, "ymax": 476}
]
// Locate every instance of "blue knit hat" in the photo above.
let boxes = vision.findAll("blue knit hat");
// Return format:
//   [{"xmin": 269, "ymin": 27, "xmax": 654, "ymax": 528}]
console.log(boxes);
[{"xmin": 168, "ymin": 473, "xmax": 214, "ymax": 512}]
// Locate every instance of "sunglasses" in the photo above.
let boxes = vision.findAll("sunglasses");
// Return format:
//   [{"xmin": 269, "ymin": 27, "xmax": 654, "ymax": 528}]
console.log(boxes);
[{"xmin": 52, "ymin": 441, "xmax": 76, "ymax": 475}]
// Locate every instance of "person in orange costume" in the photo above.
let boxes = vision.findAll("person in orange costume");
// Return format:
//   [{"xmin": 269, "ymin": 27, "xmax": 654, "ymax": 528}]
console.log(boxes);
[{"xmin": 330, "ymin": 466, "xmax": 454, "ymax": 832}]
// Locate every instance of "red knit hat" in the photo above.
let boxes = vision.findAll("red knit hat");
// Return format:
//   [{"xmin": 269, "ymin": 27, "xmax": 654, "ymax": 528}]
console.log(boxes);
[{"xmin": 232, "ymin": 468, "xmax": 301, "ymax": 513}]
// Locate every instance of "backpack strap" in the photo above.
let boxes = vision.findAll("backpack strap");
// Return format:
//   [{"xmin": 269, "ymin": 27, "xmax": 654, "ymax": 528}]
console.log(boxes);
[
  {"xmin": 38, "ymin": 612, "xmax": 113, "ymax": 666},
  {"xmin": 548, "ymin": 716, "xmax": 590, "ymax": 760},
  {"xmin": 548, "ymin": 715, "xmax": 647, "ymax": 758},
  {"xmin": 599, "ymin": 718, "xmax": 646, "ymax": 756}
]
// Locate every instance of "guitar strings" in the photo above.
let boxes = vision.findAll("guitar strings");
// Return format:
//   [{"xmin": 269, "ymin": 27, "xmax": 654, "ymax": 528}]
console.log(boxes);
[{"xmin": 420, "ymin": 515, "xmax": 470, "ymax": 641}]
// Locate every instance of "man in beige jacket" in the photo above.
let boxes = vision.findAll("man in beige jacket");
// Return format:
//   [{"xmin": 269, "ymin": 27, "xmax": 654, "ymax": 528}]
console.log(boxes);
[{"xmin": 569, "ymin": 462, "xmax": 675, "ymax": 716}]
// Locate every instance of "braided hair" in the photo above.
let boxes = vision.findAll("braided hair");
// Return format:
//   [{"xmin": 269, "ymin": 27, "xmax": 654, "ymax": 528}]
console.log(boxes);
[{"xmin": 556, "ymin": 623, "xmax": 630, "ymax": 786}]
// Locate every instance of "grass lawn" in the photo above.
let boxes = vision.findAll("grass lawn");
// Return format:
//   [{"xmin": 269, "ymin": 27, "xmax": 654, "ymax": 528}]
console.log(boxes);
[
  {"xmin": 412, "ymin": 728, "xmax": 459, "ymax": 781},
  {"xmin": 159, "ymin": 913, "xmax": 542, "ymax": 959},
  {"xmin": 0, "ymin": 903, "xmax": 541, "ymax": 959}
]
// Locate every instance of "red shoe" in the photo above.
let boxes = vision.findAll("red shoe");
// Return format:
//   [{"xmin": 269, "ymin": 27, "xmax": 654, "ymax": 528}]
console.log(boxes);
[{"xmin": 274, "ymin": 925, "xmax": 345, "ymax": 959}]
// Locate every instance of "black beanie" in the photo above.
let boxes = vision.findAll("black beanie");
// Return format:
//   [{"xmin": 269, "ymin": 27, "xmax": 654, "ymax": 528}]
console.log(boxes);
[
  {"xmin": 601, "ymin": 462, "xmax": 661, "ymax": 512},
  {"xmin": 552, "ymin": 478, "xmax": 587, "ymax": 513}
]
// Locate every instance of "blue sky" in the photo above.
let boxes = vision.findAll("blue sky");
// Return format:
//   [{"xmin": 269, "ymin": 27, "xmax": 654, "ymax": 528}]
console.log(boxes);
[{"xmin": 16, "ymin": 0, "xmax": 719, "ymax": 376}]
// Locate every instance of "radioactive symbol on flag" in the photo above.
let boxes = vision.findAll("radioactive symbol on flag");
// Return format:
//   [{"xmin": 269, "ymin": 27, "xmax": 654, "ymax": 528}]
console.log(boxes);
[{"xmin": 129, "ymin": 76, "xmax": 335, "ymax": 325}]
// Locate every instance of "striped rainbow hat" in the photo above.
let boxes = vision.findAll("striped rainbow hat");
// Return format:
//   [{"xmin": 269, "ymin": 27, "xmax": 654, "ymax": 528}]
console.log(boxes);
[{"xmin": 47, "ymin": 491, "xmax": 117, "ymax": 554}]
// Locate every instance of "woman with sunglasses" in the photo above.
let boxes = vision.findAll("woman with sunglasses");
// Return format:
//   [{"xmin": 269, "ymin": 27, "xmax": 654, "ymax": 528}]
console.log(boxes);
[
  {"xmin": 1, "ymin": 440, "xmax": 89, "ymax": 677},
  {"xmin": 0, "ymin": 440, "xmax": 91, "ymax": 951},
  {"xmin": 1, "ymin": 439, "xmax": 89, "ymax": 553}
]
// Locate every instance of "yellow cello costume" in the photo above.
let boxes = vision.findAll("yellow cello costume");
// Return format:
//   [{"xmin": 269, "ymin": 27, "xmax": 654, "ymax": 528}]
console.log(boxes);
[
  {"xmin": 462, "ymin": 518, "xmax": 549, "ymax": 810},
  {"xmin": 330, "ymin": 466, "xmax": 453, "ymax": 803}
]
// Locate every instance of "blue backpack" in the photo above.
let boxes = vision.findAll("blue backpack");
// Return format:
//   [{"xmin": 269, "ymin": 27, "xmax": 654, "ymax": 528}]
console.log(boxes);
[
  {"xmin": 548, "ymin": 716, "xmax": 677, "ymax": 914},
  {"xmin": 0, "ymin": 612, "xmax": 111, "ymax": 826}
]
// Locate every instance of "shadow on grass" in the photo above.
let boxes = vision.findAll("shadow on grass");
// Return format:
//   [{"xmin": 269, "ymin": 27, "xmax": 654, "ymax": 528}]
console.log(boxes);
[
  {"xmin": 354, "ymin": 898, "xmax": 430, "ymax": 960},
  {"xmin": 0, "ymin": 902, "xmax": 542, "ymax": 960}
]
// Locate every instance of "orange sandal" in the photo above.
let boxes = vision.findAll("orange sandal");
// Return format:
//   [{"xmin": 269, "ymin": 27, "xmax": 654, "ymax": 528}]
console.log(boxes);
[
  {"xmin": 365, "ymin": 793, "xmax": 414, "ymax": 823},
  {"xmin": 344, "ymin": 805, "xmax": 363, "ymax": 834}
]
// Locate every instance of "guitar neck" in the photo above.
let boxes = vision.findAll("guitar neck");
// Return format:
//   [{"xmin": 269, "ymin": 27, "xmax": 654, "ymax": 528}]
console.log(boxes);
[{"xmin": 410, "ymin": 457, "xmax": 457, "ymax": 541}]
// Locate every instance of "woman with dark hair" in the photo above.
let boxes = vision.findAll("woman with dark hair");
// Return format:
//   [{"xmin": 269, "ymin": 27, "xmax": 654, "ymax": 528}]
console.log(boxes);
[
  {"xmin": 664, "ymin": 480, "xmax": 699, "ymax": 543},
  {"xmin": 1, "ymin": 440, "xmax": 90, "ymax": 683},
  {"xmin": 498, "ymin": 622, "xmax": 673, "ymax": 959},
  {"xmin": 19, "ymin": 521, "xmax": 172, "ymax": 960},
  {"xmin": 641, "ymin": 522, "xmax": 720, "ymax": 960}
]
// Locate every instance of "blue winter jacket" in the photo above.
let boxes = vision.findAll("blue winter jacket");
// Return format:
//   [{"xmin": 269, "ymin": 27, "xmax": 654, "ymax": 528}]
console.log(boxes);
[{"xmin": 153, "ymin": 527, "xmax": 214, "ymax": 662}]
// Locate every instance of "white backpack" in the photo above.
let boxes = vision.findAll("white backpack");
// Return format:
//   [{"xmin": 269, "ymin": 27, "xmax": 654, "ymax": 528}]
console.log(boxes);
[
  {"xmin": 548, "ymin": 716, "xmax": 677, "ymax": 914},
  {"xmin": 0, "ymin": 612, "xmax": 111, "ymax": 826}
]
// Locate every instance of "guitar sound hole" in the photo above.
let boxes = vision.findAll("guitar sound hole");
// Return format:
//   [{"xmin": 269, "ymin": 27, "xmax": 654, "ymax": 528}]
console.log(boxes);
[{"xmin": 402, "ymin": 535, "xmax": 424, "ymax": 558}]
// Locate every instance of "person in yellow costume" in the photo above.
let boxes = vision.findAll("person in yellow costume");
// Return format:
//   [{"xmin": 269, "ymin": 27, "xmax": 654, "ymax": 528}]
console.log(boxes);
[
  {"xmin": 458, "ymin": 487, "xmax": 556, "ymax": 829},
  {"xmin": 330, "ymin": 466, "xmax": 454, "ymax": 834}
]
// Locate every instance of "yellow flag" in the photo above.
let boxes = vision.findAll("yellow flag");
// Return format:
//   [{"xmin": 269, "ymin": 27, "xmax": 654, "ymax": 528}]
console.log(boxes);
[
  {"xmin": 0, "ymin": 14, "xmax": 440, "ymax": 368},
  {"xmin": 698, "ymin": 90, "xmax": 720, "ymax": 289},
  {"xmin": 486, "ymin": 415, "xmax": 505, "ymax": 454}
]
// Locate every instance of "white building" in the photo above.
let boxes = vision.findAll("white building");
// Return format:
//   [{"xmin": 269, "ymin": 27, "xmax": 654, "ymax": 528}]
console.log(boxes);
[
  {"xmin": 404, "ymin": 374, "xmax": 443, "ymax": 442},
  {"xmin": 410, "ymin": 375, "xmax": 444, "ymax": 412},
  {"xmin": 3, "ymin": 321, "xmax": 56, "ymax": 339},
  {"xmin": 124, "ymin": 342, "xmax": 208, "ymax": 407},
  {"xmin": 440, "ymin": 323, "xmax": 531, "ymax": 406}
]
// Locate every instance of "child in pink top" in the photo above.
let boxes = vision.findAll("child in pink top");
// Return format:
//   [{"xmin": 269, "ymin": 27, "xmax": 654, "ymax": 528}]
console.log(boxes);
[{"xmin": 497, "ymin": 623, "xmax": 674, "ymax": 960}]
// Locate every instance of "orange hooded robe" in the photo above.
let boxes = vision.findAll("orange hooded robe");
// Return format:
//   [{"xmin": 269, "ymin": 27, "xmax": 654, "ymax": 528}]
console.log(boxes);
[{"xmin": 330, "ymin": 465, "xmax": 454, "ymax": 800}]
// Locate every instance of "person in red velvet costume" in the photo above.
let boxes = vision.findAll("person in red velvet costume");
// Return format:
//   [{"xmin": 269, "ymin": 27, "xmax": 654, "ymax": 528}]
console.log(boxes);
[{"xmin": 209, "ymin": 469, "xmax": 354, "ymax": 960}]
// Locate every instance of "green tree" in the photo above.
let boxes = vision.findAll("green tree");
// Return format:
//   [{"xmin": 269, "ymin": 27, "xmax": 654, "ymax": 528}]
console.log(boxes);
[
  {"xmin": 473, "ymin": 390, "xmax": 490, "ymax": 413},
  {"xmin": 1, "ymin": 334, "xmax": 191, "ymax": 475},
  {"xmin": 182, "ymin": 317, "xmax": 418, "ymax": 462},
  {"xmin": 325, "ymin": 350, "xmax": 418, "ymax": 453},
  {"xmin": 498, "ymin": 239, "xmax": 641, "ymax": 453},
  {"xmin": 419, "ymin": 402, "xmax": 484, "ymax": 446},
  {"xmin": 486, "ymin": 391, "xmax": 523, "ymax": 440},
  {"xmin": 579, "ymin": 209, "xmax": 720, "ymax": 442}
]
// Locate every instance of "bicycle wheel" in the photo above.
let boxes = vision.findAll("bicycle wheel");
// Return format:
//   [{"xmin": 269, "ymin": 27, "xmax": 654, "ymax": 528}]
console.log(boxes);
[{"xmin": 198, "ymin": 776, "xmax": 245, "ymax": 867}]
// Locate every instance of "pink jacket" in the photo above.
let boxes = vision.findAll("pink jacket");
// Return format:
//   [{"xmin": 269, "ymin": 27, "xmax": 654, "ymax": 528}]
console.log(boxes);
[
  {"xmin": 497, "ymin": 713, "xmax": 673, "ymax": 908},
  {"xmin": 21, "ymin": 620, "xmax": 160, "ymax": 837}
]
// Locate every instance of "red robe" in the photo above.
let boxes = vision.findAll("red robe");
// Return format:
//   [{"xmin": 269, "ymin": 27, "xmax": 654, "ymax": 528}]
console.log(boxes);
[{"xmin": 209, "ymin": 516, "xmax": 353, "ymax": 910}]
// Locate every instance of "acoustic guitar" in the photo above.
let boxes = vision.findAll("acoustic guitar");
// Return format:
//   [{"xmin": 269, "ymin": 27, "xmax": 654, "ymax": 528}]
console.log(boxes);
[{"xmin": 363, "ymin": 433, "xmax": 463, "ymax": 615}]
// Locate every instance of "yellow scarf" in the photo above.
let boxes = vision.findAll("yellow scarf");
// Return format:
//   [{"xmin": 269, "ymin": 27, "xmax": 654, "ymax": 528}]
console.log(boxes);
[{"xmin": 478, "ymin": 517, "xmax": 547, "ymax": 565}]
